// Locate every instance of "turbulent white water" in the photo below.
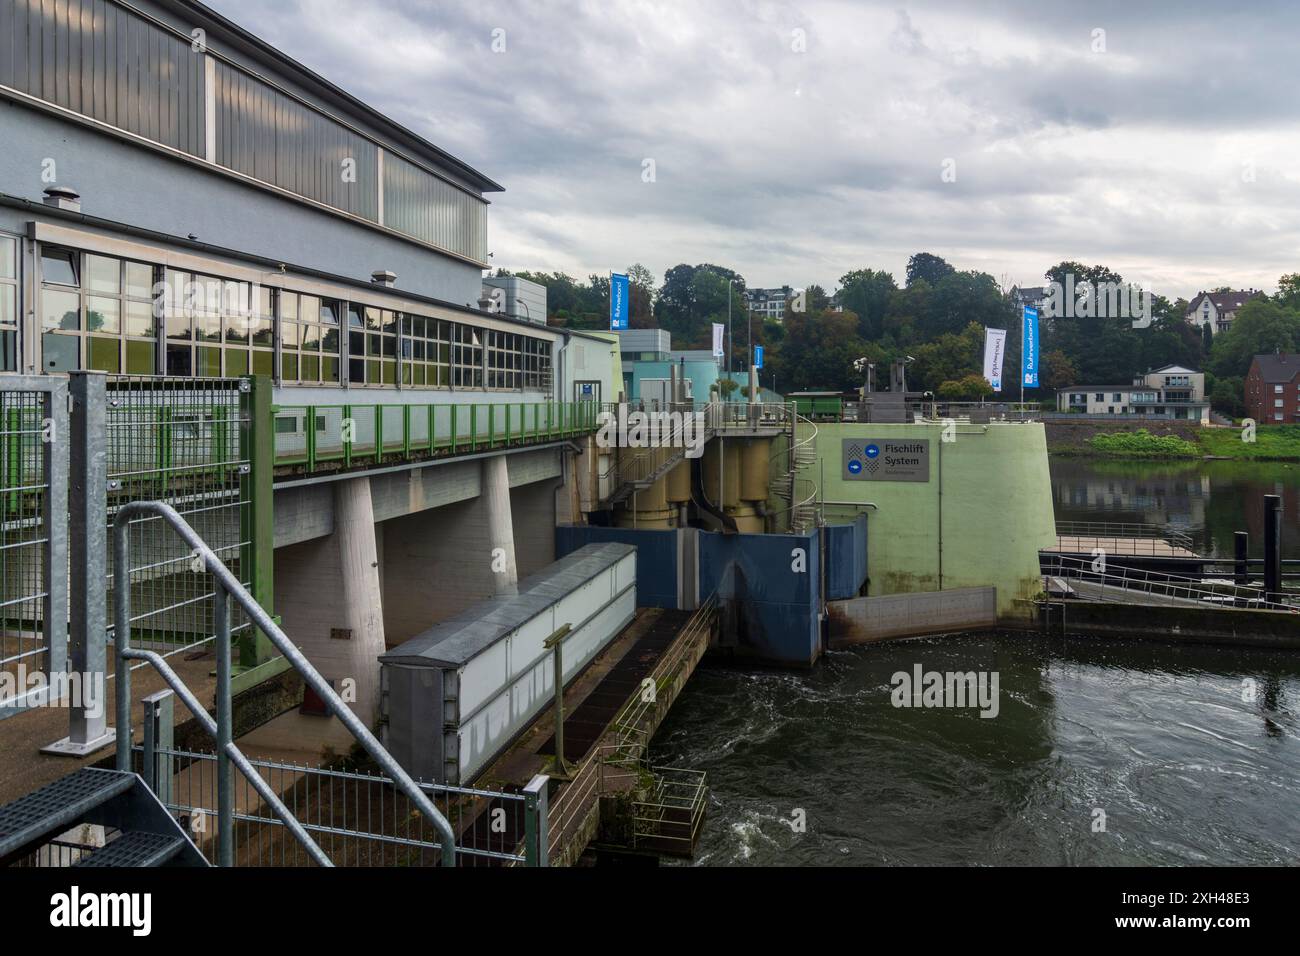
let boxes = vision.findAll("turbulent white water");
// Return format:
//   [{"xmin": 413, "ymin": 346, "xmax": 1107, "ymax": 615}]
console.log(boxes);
[{"xmin": 651, "ymin": 634, "xmax": 1300, "ymax": 866}]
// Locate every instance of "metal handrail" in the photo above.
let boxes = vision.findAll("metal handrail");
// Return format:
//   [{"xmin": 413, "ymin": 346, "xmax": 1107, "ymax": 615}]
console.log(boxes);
[
  {"xmin": 1044, "ymin": 552, "xmax": 1298, "ymax": 610},
  {"xmin": 1055, "ymin": 520, "xmax": 1194, "ymax": 550},
  {"xmin": 767, "ymin": 408, "xmax": 820, "ymax": 531},
  {"xmin": 112, "ymin": 501, "xmax": 456, "ymax": 867},
  {"xmin": 599, "ymin": 401, "xmax": 715, "ymax": 486}
]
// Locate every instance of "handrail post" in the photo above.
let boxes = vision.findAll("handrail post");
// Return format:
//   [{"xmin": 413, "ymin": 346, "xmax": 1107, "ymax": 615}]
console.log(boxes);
[
  {"xmin": 523, "ymin": 774, "xmax": 550, "ymax": 867},
  {"xmin": 141, "ymin": 689, "xmax": 174, "ymax": 806},
  {"xmin": 113, "ymin": 500, "xmax": 132, "ymax": 771},
  {"xmin": 213, "ymin": 579, "xmax": 233, "ymax": 867}
]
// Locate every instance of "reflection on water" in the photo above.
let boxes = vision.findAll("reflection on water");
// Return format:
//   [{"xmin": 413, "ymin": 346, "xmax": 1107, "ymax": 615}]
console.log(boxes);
[
  {"xmin": 1050, "ymin": 458, "xmax": 1300, "ymax": 559},
  {"xmin": 654, "ymin": 633, "xmax": 1300, "ymax": 866}
]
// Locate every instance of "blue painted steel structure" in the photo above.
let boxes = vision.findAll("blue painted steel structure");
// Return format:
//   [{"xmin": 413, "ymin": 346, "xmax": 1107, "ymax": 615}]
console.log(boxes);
[{"xmin": 556, "ymin": 518, "xmax": 869, "ymax": 667}]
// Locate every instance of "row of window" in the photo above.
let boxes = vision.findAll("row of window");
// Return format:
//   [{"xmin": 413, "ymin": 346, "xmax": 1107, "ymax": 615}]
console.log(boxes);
[{"xmin": 30, "ymin": 246, "xmax": 552, "ymax": 389}]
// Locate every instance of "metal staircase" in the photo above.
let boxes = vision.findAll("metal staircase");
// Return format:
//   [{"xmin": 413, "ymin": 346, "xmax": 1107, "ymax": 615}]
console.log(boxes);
[
  {"xmin": 775, "ymin": 409, "xmax": 821, "ymax": 534},
  {"xmin": 0, "ymin": 767, "xmax": 207, "ymax": 868},
  {"xmin": 602, "ymin": 402, "xmax": 716, "ymax": 507}
]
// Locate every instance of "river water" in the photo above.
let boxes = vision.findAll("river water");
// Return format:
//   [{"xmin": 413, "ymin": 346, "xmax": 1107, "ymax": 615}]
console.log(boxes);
[{"xmin": 652, "ymin": 460, "xmax": 1300, "ymax": 866}]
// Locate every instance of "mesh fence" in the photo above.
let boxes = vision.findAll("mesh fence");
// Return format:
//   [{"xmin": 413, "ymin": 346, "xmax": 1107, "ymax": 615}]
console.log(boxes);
[
  {"xmin": 0, "ymin": 389, "xmax": 53, "ymax": 681},
  {"xmin": 106, "ymin": 377, "xmax": 252, "ymax": 660}
]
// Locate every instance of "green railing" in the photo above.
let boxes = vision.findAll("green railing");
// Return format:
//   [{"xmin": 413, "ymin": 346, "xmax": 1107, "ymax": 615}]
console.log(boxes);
[{"xmin": 272, "ymin": 400, "xmax": 602, "ymax": 471}]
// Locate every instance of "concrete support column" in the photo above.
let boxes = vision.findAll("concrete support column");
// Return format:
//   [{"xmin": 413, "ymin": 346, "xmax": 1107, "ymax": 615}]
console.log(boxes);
[
  {"xmin": 484, "ymin": 455, "xmax": 519, "ymax": 595},
  {"xmin": 335, "ymin": 476, "xmax": 385, "ymax": 724}
]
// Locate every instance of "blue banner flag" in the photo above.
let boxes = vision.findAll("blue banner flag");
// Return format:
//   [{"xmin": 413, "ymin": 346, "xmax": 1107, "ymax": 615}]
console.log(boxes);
[
  {"xmin": 609, "ymin": 272, "xmax": 630, "ymax": 330},
  {"xmin": 1021, "ymin": 306, "xmax": 1039, "ymax": 388},
  {"xmin": 754, "ymin": 345, "xmax": 764, "ymax": 369}
]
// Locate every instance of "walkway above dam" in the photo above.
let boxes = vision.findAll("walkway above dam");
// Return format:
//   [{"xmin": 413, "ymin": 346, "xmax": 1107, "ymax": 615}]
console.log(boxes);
[{"xmin": 272, "ymin": 398, "xmax": 600, "ymax": 479}]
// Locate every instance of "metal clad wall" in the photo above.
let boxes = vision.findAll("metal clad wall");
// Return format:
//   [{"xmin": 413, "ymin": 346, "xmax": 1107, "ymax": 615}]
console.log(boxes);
[
  {"xmin": 383, "ymin": 150, "xmax": 487, "ymax": 264},
  {"xmin": 826, "ymin": 514, "xmax": 868, "ymax": 600},
  {"xmin": 555, "ymin": 525, "xmax": 679, "ymax": 608},
  {"xmin": 213, "ymin": 59, "xmax": 378, "ymax": 222},
  {"xmin": 0, "ymin": 0, "xmax": 206, "ymax": 155},
  {"xmin": 698, "ymin": 529, "xmax": 823, "ymax": 667}
]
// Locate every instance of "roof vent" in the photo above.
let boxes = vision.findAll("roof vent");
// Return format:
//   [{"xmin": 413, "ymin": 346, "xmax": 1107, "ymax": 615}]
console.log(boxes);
[
  {"xmin": 42, "ymin": 186, "xmax": 81, "ymax": 212},
  {"xmin": 370, "ymin": 269, "xmax": 396, "ymax": 288}
]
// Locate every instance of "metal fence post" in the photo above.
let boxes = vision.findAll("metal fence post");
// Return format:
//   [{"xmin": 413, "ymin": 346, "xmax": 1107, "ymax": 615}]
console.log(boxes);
[
  {"xmin": 1234, "ymin": 531, "xmax": 1249, "ymax": 586},
  {"xmin": 1264, "ymin": 495, "xmax": 1282, "ymax": 605},
  {"xmin": 523, "ymin": 774, "xmax": 550, "ymax": 867},
  {"xmin": 214, "ymin": 579, "xmax": 233, "ymax": 867},
  {"xmin": 238, "ymin": 376, "xmax": 274, "ymax": 668},
  {"xmin": 141, "ymin": 689, "xmax": 174, "ymax": 806},
  {"xmin": 44, "ymin": 371, "xmax": 114, "ymax": 756},
  {"xmin": 43, "ymin": 377, "xmax": 69, "ymax": 695}
]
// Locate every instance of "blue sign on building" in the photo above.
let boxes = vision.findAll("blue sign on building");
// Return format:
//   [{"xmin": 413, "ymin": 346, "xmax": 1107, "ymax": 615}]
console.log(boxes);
[
  {"xmin": 1021, "ymin": 305, "xmax": 1039, "ymax": 388},
  {"xmin": 609, "ymin": 272, "xmax": 630, "ymax": 330},
  {"xmin": 754, "ymin": 345, "xmax": 764, "ymax": 369}
]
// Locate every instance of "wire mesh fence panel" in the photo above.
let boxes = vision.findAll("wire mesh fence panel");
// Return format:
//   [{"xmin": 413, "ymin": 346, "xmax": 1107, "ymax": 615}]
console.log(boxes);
[
  {"xmin": 106, "ymin": 377, "xmax": 251, "ymax": 660},
  {"xmin": 132, "ymin": 747, "xmax": 531, "ymax": 867},
  {"xmin": 0, "ymin": 379, "xmax": 65, "ymax": 716}
]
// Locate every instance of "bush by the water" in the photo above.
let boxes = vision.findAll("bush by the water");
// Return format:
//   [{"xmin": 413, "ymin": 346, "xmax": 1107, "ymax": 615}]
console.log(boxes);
[{"xmin": 1088, "ymin": 429, "xmax": 1199, "ymax": 458}]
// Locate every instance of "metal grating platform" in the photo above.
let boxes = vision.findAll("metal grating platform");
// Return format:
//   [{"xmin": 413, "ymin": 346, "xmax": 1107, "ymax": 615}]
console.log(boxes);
[
  {"xmin": 75, "ymin": 830, "xmax": 187, "ymax": 868},
  {"xmin": 537, "ymin": 609, "xmax": 693, "ymax": 763},
  {"xmin": 0, "ymin": 769, "xmax": 135, "ymax": 857}
]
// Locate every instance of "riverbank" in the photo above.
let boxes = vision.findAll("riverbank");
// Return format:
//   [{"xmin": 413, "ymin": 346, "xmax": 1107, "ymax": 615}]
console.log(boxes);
[{"xmin": 1046, "ymin": 419, "xmax": 1300, "ymax": 461}]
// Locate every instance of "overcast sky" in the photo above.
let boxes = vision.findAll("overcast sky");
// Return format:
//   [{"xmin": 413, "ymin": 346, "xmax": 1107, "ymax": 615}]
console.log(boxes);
[{"xmin": 208, "ymin": 0, "xmax": 1300, "ymax": 301}]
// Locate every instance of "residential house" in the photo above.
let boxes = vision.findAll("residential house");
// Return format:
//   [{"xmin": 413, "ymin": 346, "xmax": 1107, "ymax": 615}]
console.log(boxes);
[
  {"xmin": 1186, "ymin": 290, "xmax": 1263, "ymax": 333},
  {"xmin": 1057, "ymin": 365, "xmax": 1209, "ymax": 422},
  {"xmin": 1245, "ymin": 353, "xmax": 1300, "ymax": 424}
]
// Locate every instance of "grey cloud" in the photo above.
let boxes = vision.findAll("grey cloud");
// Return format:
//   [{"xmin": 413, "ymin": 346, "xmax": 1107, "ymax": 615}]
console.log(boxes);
[{"xmin": 206, "ymin": 0, "xmax": 1300, "ymax": 299}]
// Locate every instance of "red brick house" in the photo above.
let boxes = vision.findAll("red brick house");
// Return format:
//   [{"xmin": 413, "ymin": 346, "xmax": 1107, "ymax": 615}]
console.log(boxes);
[{"xmin": 1246, "ymin": 353, "xmax": 1300, "ymax": 424}]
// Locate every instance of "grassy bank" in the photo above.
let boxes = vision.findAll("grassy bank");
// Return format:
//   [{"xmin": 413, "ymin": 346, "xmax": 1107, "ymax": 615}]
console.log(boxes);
[{"xmin": 1051, "ymin": 424, "xmax": 1300, "ymax": 461}]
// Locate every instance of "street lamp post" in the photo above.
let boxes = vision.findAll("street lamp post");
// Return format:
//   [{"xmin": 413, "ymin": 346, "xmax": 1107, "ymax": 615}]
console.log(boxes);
[{"xmin": 727, "ymin": 279, "xmax": 735, "ymax": 378}]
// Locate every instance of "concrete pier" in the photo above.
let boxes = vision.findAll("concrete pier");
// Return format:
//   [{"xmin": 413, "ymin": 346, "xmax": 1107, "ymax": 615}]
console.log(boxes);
[{"xmin": 484, "ymin": 455, "xmax": 519, "ymax": 596}]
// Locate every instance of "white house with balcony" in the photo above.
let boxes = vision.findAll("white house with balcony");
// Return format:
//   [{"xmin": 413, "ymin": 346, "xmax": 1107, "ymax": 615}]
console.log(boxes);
[{"xmin": 1057, "ymin": 365, "xmax": 1210, "ymax": 422}]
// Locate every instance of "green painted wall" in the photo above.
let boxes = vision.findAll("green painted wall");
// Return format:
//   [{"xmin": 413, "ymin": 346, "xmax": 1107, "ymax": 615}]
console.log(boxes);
[{"xmin": 810, "ymin": 422, "xmax": 1056, "ymax": 619}]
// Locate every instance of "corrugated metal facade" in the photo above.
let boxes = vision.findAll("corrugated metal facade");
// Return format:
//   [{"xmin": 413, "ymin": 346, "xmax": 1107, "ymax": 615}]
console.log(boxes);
[
  {"xmin": 0, "ymin": 0, "xmax": 490, "ymax": 264},
  {"xmin": 0, "ymin": 0, "xmax": 205, "ymax": 155},
  {"xmin": 212, "ymin": 59, "xmax": 378, "ymax": 223},
  {"xmin": 383, "ymin": 150, "xmax": 487, "ymax": 266}
]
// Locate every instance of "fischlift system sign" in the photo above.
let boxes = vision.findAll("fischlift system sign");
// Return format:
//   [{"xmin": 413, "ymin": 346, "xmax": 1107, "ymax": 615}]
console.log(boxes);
[
  {"xmin": 842, "ymin": 438, "xmax": 931, "ymax": 482},
  {"xmin": 609, "ymin": 272, "xmax": 630, "ymax": 330}
]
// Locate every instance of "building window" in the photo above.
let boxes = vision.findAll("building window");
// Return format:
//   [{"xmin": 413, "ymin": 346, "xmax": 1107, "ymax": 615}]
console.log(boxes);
[
  {"xmin": 41, "ymin": 248, "xmax": 158, "ymax": 374},
  {"xmin": 163, "ymin": 270, "xmax": 272, "ymax": 378},
  {"xmin": 486, "ymin": 329, "xmax": 521, "ymax": 389},
  {"xmin": 347, "ymin": 306, "xmax": 397, "ymax": 385},
  {"xmin": 0, "ymin": 235, "xmax": 18, "ymax": 371},
  {"xmin": 523, "ymin": 337, "xmax": 552, "ymax": 391},
  {"xmin": 400, "ymin": 315, "xmax": 450, "ymax": 387},
  {"xmin": 280, "ymin": 293, "xmax": 341, "ymax": 384},
  {"xmin": 453, "ymin": 323, "xmax": 483, "ymax": 388}
]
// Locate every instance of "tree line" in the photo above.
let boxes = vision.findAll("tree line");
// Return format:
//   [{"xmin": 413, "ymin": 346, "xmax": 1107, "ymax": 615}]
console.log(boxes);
[{"xmin": 497, "ymin": 256, "xmax": 1300, "ymax": 414}]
